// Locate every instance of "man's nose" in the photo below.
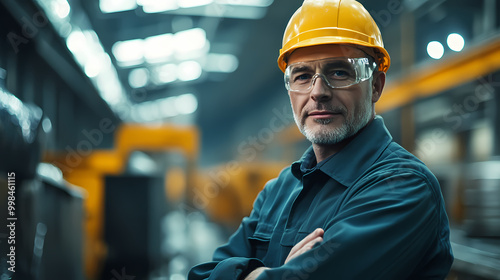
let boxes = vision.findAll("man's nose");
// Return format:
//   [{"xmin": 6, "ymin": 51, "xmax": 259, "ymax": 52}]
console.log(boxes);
[{"xmin": 310, "ymin": 74, "xmax": 332, "ymax": 101}]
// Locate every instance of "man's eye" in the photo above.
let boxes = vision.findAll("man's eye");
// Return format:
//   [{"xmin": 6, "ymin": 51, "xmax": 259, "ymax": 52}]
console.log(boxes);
[
  {"xmin": 294, "ymin": 74, "xmax": 312, "ymax": 82},
  {"xmin": 329, "ymin": 70, "xmax": 351, "ymax": 79}
]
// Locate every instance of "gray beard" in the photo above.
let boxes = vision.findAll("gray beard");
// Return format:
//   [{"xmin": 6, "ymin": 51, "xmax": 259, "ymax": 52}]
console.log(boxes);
[{"xmin": 293, "ymin": 99, "xmax": 373, "ymax": 145}]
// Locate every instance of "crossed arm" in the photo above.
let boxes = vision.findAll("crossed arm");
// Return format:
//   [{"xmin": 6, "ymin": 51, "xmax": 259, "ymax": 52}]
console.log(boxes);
[
  {"xmin": 244, "ymin": 228, "xmax": 324, "ymax": 279},
  {"xmin": 188, "ymin": 172, "xmax": 448, "ymax": 279}
]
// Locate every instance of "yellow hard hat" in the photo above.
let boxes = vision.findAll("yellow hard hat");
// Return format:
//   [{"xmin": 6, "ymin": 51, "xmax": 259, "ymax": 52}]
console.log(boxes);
[{"xmin": 277, "ymin": 0, "xmax": 391, "ymax": 73}]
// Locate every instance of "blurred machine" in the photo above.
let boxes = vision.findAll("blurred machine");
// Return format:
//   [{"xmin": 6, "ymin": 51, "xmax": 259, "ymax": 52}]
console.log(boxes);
[
  {"xmin": 45, "ymin": 124, "xmax": 199, "ymax": 279},
  {"xmin": 464, "ymin": 160, "xmax": 500, "ymax": 237},
  {"xmin": 0, "ymin": 71, "xmax": 85, "ymax": 280},
  {"xmin": 101, "ymin": 175, "xmax": 166, "ymax": 280}
]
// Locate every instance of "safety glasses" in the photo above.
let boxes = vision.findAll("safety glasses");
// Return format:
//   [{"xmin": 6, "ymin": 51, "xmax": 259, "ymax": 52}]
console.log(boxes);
[{"xmin": 284, "ymin": 57, "xmax": 377, "ymax": 92}]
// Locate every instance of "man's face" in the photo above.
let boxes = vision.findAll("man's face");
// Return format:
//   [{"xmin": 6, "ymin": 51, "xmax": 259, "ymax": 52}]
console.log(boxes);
[{"xmin": 286, "ymin": 44, "xmax": 382, "ymax": 145}]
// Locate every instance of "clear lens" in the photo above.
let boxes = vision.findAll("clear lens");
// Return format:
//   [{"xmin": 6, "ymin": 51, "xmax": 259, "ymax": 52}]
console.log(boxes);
[{"xmin": 284, "ymin": 57, "xmax": 377, "ymax": 92}]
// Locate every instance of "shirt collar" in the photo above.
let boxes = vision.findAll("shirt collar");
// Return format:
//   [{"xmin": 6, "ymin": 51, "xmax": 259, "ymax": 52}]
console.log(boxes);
[{"xmin": 291, "ymin": 116, "xmax": 393, "ymax": 186}]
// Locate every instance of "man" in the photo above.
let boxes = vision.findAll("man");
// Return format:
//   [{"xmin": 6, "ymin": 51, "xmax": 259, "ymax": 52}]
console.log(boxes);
[{"xmin": 189, "ymin": 0, "xmax": 454, "ymax": 279}]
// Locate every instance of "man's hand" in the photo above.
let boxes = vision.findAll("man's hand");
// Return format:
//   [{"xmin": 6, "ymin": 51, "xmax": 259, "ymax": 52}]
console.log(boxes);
[{"xmin": 285, "ymin": 228, "xmax": 324, "ymax": 264}]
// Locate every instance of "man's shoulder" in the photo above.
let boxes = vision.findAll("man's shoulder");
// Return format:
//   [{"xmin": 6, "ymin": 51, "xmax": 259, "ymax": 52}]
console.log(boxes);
[
  {"xmin": 378, "ymin": 141, "xmax": 431, "ymax": 171},
  {"xmin": 260, "ymin": 164, "xmax": 300, "ymax": 195},
  {"xmin": 363, "ymin": 140, "xmax": 440, "ymax": 188},
  {"xmin": 266, "ymin": 165, "xmax": 295, "ymax": 186}
]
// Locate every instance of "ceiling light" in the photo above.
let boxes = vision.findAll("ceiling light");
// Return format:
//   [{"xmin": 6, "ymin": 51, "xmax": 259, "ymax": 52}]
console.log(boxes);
[
  {"xmin": 100, "ymin": 0, "xmax": 137, "ymax": 13},
  {"xmin": 204, "ymin": 53, "xmax": 238, "ymax": 73},
  {"xmin": 42, "ymin": 117, "xmax": 53, "ymax": 133},
  {"xmin": 178, "ymin": 61, "xmax": 202, "ymax": 81},
  {"xmin": 175, "ymin": 93, "xmax": 198, "ymax": 115},
  {"xmin": 427, "ymin": 41, "xmax": 444, "ymax": 60},
  {"xmin": 85, "ymin": 55, "xmax": 108, "ymax": 78},
  {"xmin": 144, "ymin": 33, "xmax": 174, "ymax": 63},
  {"xmin": 153, "ymin": 64, "xmax": 178, "ymax": 85},
  {"xmin": 128, "ymin": 68, "xmax": 149, "ymax": 88},
  {"xmin": 447, "ymin": 33, "xmax": 465, "ymax": 52},
  {"xmin": 139, "ymin": 0, "xmax": 179, "ymax": 13},
  {"xmin": 136, "ymin": 101, "xmax": 160, "ymax": 122},
  {"xmin": 66, "ymin": 30, "xmax": 86, "ymax": 53},
  {"xmin": 217, "ymin": 0, "xmax": 273, "ymax": 7},
  {"xmin": 37, "ymin": 1, "xmax": 130, "ymax": 116},
  {"xmin": 66, "ymin": 30, "xmax": 102, "ymax": 66},
  {"xmin": 130, "ymin": 93, "xmax": 198, "ymax": 122},
  {"xmin": 174, "ymin": 28, "xmax": 208, "ymax": 57},
  {"xmin": 95, "ymin": 68, "xmax": 124, "ymax": 106},
  {"xmin": 178, "ymin": 0, "xmax": 214, "ymax": 8},
  {"xmin": 159, "ymin": 97, "xmax": 179, "ymax": 118},
  {"xmin": 53, "ymin": 0, "xmax": 71, "ymax": 19},
  {"xmin": 112, "ymin": 39, "xmax": 144, "ymax": 66},
  {"xmin": 112, "ymin": 28, "xmax": 208, "ymax": 68}
]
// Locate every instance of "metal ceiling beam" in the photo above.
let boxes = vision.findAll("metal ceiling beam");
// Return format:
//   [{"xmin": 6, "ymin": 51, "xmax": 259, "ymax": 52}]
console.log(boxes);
[
  {"xmin": 0, "ymin": 0, "xmax": 120, "ymax": 122},
  {"xmin": 377, "ymin": 36, "xmax": 500, "ymax": 113}
]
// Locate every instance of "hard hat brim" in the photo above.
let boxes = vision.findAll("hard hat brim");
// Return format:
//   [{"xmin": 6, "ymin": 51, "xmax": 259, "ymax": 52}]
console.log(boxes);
[{"xmin": 278, "ymin": 37, "xmax": 390, "ymax": 73}]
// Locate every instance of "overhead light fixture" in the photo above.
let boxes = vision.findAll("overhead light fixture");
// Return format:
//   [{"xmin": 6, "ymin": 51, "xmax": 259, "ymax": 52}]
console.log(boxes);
[
  {"xmin": 152, "ymin": 64, "xmax": 177, "ymax": 85},
  {"xmin": 99, "ymin": 0, "xmax": 137, "ymax": 13},
  {"xmin": 35, "ymin": 0, "xmax": 130, "ymax": 117},
  {"xmin": 204, "ymin": 5, "xmax": 267, "ymax": 19},
  {"xmin": 427, "ymin": 41, "xmax": 444, "ymax": 60},
  {"xmin": 132, "ymin": 93, "xmax": 198, "ymax": 122},
  {"xmin": 85, "ymin": 54, "xmax": 110, "ymax": 78},
  {"xmin": 139, "ymin": 0, "xmax": 179, "ymax": 13},
  {"xmin": 178, "ymin": 61, "xmax": 202, "ymax": 81},
  {"xmin": 66, "ymin": 30, "xmax": 105, "ymax": 70},
  {"xmin": 159, "ymin": 97, "xmax": 179, "ymax": 118},
  {"xmin": 112, "ymin": 28, "xmax": 208, "ymax": 67},
  {"xmin": 128, "ymin": 68, "xmax": 149, "ymax": 88},
  {"xmin": 66, "ymin": 29, "xmax": 86, "ymax": 54},
  {"xmin": 178, "ymin": 0, "xmax": 214, "ymax": 8},
  {"xmin": 144, "ymin": 33, "xmax": 174, "ymax": 63},
  {"xmin": 135, "ymin": 0, "xmax": 271, "ymax": 19},
  {"xmin": 217, "ymin": 0, "xmax": 274, "ymax": 7},
  {"xmin": 66, "ymin": 29, "xmax": 126, "ymax": 105},
  {"xmin": 112, "ymin": 39, "xmax": 145, "ymax": 66},
  {"xmin": 175, "ymin": 93, "xmax": 198, "ymax": 115},
  {"xmin": 136, "ymin": 101, "xmax": 161, "ymax": 122},
  {"xmin": 95, "ymin": 67, "xmax": 124, "ymax": 106},
  {"xmin": 174, "ymin": 28, "xmax": 209, "ymax": 59},
  {"xmin": 204, "ymin": 53, "xmax": 238, "ymax": 73},
  {"xmin": 447, "ymin": 33, "xmax": 465, "ymax": 52},
  {"xmin": 52, "ymin": 0, "xmax": 71, "ymax": 19}
]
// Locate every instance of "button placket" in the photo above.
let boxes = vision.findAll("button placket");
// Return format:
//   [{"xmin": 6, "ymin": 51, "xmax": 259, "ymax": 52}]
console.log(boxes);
[{"xmin": 280, "ymin": 169, "xmax": 323, "ymax": 246}]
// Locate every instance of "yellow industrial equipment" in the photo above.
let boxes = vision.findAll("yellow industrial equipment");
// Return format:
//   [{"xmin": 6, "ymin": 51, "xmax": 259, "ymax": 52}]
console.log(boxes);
[
  {"xmin": 194, "ymin": 162, "xmax": 288, "ymax": 229},
  {"xmin": 45, "ymin": 124, "xmax": 199, "ymax": 279}
]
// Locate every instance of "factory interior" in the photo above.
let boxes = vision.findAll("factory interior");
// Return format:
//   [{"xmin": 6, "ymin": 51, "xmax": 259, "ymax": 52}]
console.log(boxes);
[{"xmin": 0, "ymin": 0, "xmax": 499, "ymax": 279}]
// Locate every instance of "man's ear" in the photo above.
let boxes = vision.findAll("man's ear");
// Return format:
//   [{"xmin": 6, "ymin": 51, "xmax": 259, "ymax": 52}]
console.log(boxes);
[{"xmin": 371, "ymin": 71, "xmax": 386, "ymax": 103}]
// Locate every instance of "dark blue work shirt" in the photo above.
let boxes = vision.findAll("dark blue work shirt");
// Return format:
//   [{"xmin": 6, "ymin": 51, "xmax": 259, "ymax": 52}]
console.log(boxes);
[{"xmin": 189, "ymin": 116, "xmax": 454, "ymax": 279}]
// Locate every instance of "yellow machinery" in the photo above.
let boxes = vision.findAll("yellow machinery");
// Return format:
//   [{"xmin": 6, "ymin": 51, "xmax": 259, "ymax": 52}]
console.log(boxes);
[
  {"xmin": 45, "ymin": 124, "xmax": 199, "ymax": 279},
  {"xmin": 194, "ymin": 162, "xmax": 288, "ymax": 229}
]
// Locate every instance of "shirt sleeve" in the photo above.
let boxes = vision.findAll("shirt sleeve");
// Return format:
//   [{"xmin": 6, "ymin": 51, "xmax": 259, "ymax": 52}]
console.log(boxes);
[
  {"xmin": 255, "ymin": 170, "xmax": 448, "ymax": 279},
  {"xmin": 187, "ymin": 181, "xmax": 270, "ymax": 280}
]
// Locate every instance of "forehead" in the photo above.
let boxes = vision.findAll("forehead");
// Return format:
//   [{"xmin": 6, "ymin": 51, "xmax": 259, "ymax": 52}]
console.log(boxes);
[{"xmin": 287, "ymin": 45, "xmax": 368, "ymax": 65}]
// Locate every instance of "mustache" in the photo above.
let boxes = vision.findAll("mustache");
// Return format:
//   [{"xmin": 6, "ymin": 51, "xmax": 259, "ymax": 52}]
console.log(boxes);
[{"xmin": 303, "ymin": 104, "xmax": 347, "ymax": 117}]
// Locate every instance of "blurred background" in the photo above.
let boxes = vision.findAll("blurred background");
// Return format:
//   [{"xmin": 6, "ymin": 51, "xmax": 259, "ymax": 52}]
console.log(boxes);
[{"xmin": 0, "ymin": 0, "xmax": 499, "ymax": 279}]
